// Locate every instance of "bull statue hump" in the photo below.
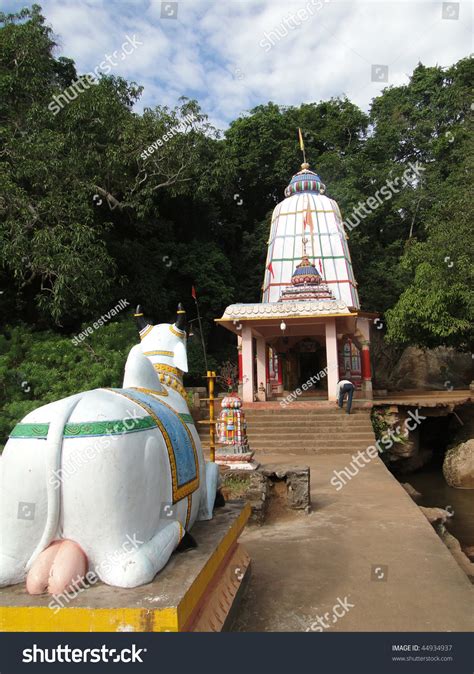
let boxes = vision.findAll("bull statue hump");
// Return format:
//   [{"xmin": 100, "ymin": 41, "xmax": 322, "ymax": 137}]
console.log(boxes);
[{"xmin": 0, "ymin": 304, "xmax": 221, "ymax": 594}]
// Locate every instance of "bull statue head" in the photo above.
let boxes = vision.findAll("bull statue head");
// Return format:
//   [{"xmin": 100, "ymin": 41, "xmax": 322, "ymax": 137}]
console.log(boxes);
[
  {"xmin": 134, "ymin": 303, "xmax": 188, "ymax": 373},
  {"xmin": 123, "ymin": 304, "xmax": 189, "ymax": 397}
]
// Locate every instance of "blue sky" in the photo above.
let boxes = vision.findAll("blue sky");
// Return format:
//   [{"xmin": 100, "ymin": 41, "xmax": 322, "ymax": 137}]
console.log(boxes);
[{"xmin": 4, "ymin": 0, "xmax": 473, "ymax": 130}]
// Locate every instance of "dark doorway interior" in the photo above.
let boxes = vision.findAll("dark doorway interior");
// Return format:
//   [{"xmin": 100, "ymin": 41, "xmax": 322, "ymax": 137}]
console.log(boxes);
[{"xmin": 298, "ymin": 345, "xmax": 327, "ymax": 391}]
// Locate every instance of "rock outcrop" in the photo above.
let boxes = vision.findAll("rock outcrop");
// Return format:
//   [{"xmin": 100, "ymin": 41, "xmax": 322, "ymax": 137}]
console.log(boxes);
[
  {"xmin": 372, "ymin": 339, "xmax": 473, "ymax": 390},
  {"xmin": 419, "ymin": 506, "xmax": 453, "ymax": 525},
  {"xmin": 443, "ymin": 440, "xmax": 474, "ymax": 489}
]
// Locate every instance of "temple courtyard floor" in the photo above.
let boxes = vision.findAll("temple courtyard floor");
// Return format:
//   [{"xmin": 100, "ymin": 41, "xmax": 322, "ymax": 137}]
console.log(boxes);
[{"xmin": 230, "ymin": 452, "xmax": 474, "ymax": 632}]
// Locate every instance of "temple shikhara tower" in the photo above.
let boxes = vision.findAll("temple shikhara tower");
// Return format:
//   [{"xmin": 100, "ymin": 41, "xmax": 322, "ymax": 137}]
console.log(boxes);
[{"xmin": 217, "ymin": 157, "xmax": 374, "ymax": 403}]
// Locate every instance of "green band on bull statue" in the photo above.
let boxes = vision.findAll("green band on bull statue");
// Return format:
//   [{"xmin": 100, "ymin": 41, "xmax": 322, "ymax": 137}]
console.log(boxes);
[{"xmin": 9, "ymin": 414, "xmax": 195, "ymax": 440}]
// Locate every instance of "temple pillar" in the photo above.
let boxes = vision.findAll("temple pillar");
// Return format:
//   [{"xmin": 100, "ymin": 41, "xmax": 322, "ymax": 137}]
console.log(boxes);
[
  {"xmin": 357, "ymin": 318, "xmax": 373, "ymax": 399},
  {"xmin": 325, "ymin": 318, "xmax": 339, "ymax": 401},
  {"xmin": 256, "ymin": 336, "xmax": 267, "ymax": 401},
  {"xmin": 241, "ymin": 325, "xmax": 254, "ymax": 403},
  {"xmin": 237, "ymin": 336, "xmax": 243, "ymax": 397}
]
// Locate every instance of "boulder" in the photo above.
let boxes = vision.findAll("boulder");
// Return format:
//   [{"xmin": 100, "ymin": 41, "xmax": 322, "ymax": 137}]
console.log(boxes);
[
  {"xmin": 442, "ymin": 440, "xmax": 474, "ymax": 489},
  {"xmin": 382, "ymin": 345, "xmax": 472, "ymax": 390}
]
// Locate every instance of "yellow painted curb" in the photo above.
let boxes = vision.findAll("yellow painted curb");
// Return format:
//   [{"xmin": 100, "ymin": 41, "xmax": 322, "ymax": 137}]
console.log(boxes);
[{"xmin": 0, "ymin": 504, "xmax": 251, "ymax": 633}]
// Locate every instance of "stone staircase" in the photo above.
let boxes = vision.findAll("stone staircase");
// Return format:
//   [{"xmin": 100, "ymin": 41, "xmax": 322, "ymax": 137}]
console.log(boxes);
[{"xmin": 197, "ymin": 405, "xmax": 377, "ymax": 455}]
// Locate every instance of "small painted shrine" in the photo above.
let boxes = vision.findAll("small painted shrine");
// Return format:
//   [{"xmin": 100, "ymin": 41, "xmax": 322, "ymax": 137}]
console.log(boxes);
[
  {"xmin": 215, "ymin": 395, "xmax": 257, "ymax": 469},
  {"xmin": 217, "ymin": 157, "xmax": 375, "ymax": 403}
]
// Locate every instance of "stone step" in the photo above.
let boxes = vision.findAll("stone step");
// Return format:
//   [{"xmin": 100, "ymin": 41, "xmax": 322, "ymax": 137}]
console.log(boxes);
[
  {"xmin": 196, "ymin": 436, "xmax": 376, "ymax": 449},
  {"xmin": 244, "ymin": 405, "xmax": 368, "ymax": 410},
  {"xmin": 197, "ymin": 426, "xmax": 374, "ymax": 439},
  {"xmin": 197, "ymin": 407, "xmax": 375, "ymax": 455},
  {"xmin": 244, "ymin": 409, "xmax": 369, "ymax": 416},
  {"xmin": 245, "ymin": 431, "xmax": 375, "ymax": 440},
  {"xmin": 243, "ymin": 422, "xmax": 371, "ymax": 428},
  {"xmin": 240, "ymin": 421, "xmax": 374, "ymax": 429},
  {"xmin": 202, "ymin": 445, "xmax": 373, "ymax": 454},
  {"xmin": 201, "ymin": 434, "xmax": 375, "ymax": 445},
  {"xmin": 241, "ymin": 411, "xmax": 371, "ymax": 418},
  {"xmin": 198, "ymin": 421, "xmax": 372, "ymax": 431},
  {"xmin": 254, "ymin": 445, "xmax": 374, "ymax": 452}
]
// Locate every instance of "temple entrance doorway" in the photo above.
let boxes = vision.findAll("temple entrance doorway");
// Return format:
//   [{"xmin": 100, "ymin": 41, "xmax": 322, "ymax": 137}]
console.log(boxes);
[{"xmin": 297, "ymin": 339, "xmax": 327, "ymax": 395}]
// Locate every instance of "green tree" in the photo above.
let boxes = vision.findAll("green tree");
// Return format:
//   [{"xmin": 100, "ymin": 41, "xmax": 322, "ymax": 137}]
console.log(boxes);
[{"xmin": 0, "ymin": 320, "xmax": 137, "ymax": 448}]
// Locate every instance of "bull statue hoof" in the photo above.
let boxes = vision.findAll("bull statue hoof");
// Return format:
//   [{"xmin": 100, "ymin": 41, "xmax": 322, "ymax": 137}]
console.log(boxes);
[{"xmin": 0, "ymin": 305, "xmax": 220, "ymax": 591}]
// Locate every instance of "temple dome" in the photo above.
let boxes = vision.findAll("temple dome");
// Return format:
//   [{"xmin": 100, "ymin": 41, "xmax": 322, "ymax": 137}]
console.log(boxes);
[
  {"xmin": 291, "ymin": 255, "xmax": 322, "ymax": 285},
  {"xmin": 263, "ymin": 162, "xmax": 360, "ymax": 309},
  {"xmin": 279, "ymin": 254, "xmax": 336, "ymax": 303},
  {"xmin": 284, "ymin": 164, "xmax": 326, "ymax": 197}
]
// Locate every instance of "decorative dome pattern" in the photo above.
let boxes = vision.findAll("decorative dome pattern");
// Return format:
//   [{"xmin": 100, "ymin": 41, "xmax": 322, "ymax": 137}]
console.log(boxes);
[
  {"xmin": 292, "ymin": 256, "xmax": 322, "ymax": 285},
  {"xmin": 262, "ymin": 163, "xmax": 360, "ymax": 309},
  {"xmin": 284, "ymin": 166, "xmax": 326, "ymax": 197},
  {"xmin": 279, "ymin": 255, "xmax": 336, "ymax": 303}
]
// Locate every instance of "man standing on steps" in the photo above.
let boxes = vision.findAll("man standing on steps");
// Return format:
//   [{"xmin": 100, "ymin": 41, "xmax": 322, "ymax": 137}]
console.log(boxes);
[{"xmin": 336, "ymin": 378, "xmax": 355, "ymax": 415}]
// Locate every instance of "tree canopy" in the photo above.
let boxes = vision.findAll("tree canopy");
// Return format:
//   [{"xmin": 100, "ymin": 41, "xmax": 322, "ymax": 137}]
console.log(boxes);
[{"xmin": 0, "ymin": 5, "xmax": 473, "ymax": 443}]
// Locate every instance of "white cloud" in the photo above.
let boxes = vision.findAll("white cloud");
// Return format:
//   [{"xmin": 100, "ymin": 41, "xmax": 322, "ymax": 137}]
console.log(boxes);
[{"xmin": 9, "ymin": 0, "xmax": 473, "ymax": 129}]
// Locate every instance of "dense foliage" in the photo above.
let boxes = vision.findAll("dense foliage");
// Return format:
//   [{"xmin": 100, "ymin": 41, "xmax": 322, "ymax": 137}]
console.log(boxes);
[{"xmin": 0, "ymin": 5, "xmax": 473, "ymax": 444}]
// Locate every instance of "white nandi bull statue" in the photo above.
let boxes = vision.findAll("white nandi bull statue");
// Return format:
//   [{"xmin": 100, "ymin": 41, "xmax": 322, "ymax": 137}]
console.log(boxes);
[{"xmin": 0, "ymin": 304, "xmax": 222, "ymax": 594}]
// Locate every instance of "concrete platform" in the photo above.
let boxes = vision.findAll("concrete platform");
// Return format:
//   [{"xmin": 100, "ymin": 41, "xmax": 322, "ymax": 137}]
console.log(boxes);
[
  {"xmin": 232, "ymin": 453, "xmax": 474, "ymax": 632},
  {"xmin": 373, "ymin": 389, "xmax": 473, "ymax": 407},
  {"xmin": 0, "ymin": 503, "xmax": 251, "ymax": 632}
]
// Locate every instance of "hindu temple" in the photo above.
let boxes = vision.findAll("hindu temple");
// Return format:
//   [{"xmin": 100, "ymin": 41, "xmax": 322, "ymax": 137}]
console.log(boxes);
[{"xmin": 217, "ymin": 161, "xmax": 375, "ymax": 402}]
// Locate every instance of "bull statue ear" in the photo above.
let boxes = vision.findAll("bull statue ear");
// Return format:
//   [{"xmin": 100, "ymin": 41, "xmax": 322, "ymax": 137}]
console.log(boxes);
[
  {"xmin": 134, "ymin": 304, "xmax": 153, "ymax": 339},
  {"xmin": 175, "ymin": 302, "xmax": 187, "ymax": 332}
]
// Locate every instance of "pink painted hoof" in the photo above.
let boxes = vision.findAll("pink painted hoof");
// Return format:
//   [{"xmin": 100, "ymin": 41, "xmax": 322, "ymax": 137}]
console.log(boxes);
[
  {"xmin": 26, "ymin": 541, "xmax": 62, "ymax": 595},
  {"xmin": 48, "ymin": 540, "xmax": 88, "ymax": 595}
]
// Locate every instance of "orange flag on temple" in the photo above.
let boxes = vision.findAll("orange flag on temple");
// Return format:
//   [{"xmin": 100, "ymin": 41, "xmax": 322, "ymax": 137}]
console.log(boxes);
[
  {"xmin": 191, "ymin": 285, "xmax": 197, "ymax": 300},
  {"xmin": 267, "ymin": 262, "xmax": 274, "ymax": 278},
  {"xmin": 304, "ymin": 201, "xmax": 314, "ymax": 233},
  {"xmin": 298, "ymin": 127, "xmax": 305, "ymax": 152}
]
